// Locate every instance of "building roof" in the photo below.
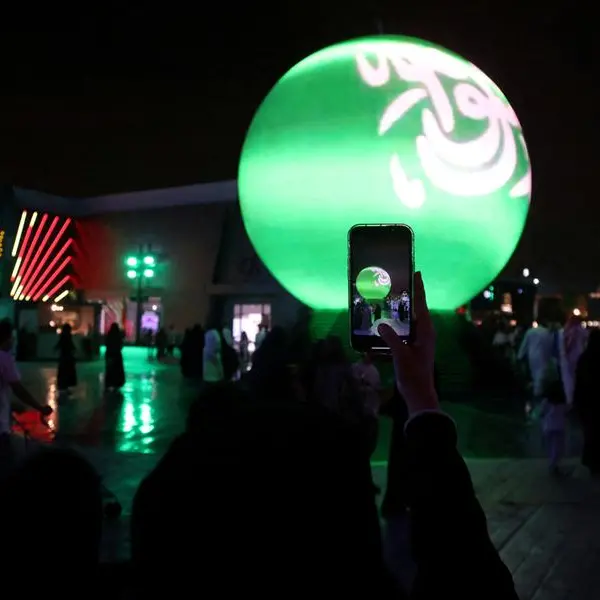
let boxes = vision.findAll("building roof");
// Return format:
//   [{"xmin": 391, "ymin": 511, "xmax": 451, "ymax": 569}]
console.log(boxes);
[{"xmin": 14, "ymin": 181, "xmax": 238, "ymax": 216}]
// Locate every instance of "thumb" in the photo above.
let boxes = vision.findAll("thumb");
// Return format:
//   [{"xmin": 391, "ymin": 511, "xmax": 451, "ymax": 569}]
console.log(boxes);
[{"xmin": 378, "ymin": 323, "xmax": 401, "ymax": 349}]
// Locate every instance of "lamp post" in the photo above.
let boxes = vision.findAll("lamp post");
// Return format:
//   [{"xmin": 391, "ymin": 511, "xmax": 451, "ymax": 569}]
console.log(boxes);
[{"xmin": 125, "ymin": 246, "xmax": 156, "ymax": 345}]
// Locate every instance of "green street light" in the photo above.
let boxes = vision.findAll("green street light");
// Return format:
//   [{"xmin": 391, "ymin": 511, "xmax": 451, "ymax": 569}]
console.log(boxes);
[
  {"xmin": 126, "ymin": 256, "xmax": 138, "ymax": 268},
  {"xmin": 126, "ymin": 270, "xmax": 138, "ymax": 279},
  {"xmin": 143, "ymin": 268, "xmax": 155, "ymax": 278},
  {"xmin": 143, "ymin": 255, "xmax": 156, "ymax": 266}
]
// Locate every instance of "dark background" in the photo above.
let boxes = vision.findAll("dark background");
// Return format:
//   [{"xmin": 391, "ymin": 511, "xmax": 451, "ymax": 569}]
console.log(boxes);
[{"xmin": 0, "ymin": 1, "xmax": 596, "ymax": 291}]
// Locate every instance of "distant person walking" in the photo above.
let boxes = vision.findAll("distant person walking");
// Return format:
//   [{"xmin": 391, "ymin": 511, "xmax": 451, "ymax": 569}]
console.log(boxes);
[
  {"xmin": 56, "ymin": 324, "xmax": 77, "ymax": 395},
  {"xmin": 518, "ymin": 322, "xmax": 555, "ymax": 398},
  {"xmin": 0, "ymin": 319, "xmax": 52, "ymax": 478},
  {"xmin": 203, "ymin": 323, "xmax": 224, "ymax": 386},
  {"xmin": 105, "ymin": 324, "xmax": 126, "ymax": 391}
]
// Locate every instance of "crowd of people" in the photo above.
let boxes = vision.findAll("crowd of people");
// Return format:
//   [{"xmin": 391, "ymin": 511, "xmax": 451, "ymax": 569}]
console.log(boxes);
[
  {"xmin": 0, "ymin": 274, "xmax": 523, "ymax": 598},
  {"xmin": 482, "ymin": 314, "xmax": 600, "ymax": 475},
  {"xmin": 353, "ymin": 291, "xmax": 410, "ymax": 335}
]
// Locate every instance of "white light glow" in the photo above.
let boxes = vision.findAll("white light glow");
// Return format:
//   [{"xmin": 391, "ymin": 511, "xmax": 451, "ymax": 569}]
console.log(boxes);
[
  {"xmin": 11, "ymin": 211, "xmax": 27, "ymax": 257},
  {"xmin": 356, "ymin": 43, "xmax": 531, "ymax": 209},
  {"xmin": 54, "ymin": 290, "xmax": 69, "ymax": 303}
]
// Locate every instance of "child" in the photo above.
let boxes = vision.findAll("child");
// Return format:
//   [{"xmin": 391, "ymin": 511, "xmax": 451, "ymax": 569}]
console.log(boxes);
[{"xmin": 539, "ymin": 378, "xmax": 568, "ymax": 475}]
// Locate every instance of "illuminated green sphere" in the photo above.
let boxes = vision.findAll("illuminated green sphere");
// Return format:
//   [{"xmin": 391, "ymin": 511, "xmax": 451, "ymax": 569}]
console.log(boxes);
[
  {"xmin": 238, "ymin": 36, "xmax": 531, "ymax": 310},
  {"xmin": 356, "ymin": 266, "xmax": 392, "ymax": 301}
]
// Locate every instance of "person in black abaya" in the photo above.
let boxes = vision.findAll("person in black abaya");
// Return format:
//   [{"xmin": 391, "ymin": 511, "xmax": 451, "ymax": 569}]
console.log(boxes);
[
  {"xmin": 105, "ymin": 324, "xmax": 126, "ymax": 391},
  {"xmin": 380, "ymin": 384, "xmax": 410, "ymax": 518},
  {"xmin": 56, "ymin": 324, "xmax": 77, "ymax": 394},
  {"xmin": 191, "ymin": 325, "xmax": 205, "ymax": 379},
  {"xmin": 574, "ymin": 329, "xmax": 600, "ymax": 475},
  {"xmin": 180, "ymin": 328, "xmax": 193, "ymax": 378}
]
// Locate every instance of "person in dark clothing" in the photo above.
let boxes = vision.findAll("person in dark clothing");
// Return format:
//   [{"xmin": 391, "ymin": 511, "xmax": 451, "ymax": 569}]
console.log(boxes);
[
  {"xmin": 381, "ymin": 366, "xmax": 441, "ymax": 518},
  {"xmin": 180, "ymin": 328, "xmax": 193, "ymax": 377},
  {"xmin": 130, "ymin": 272, "xmax": 517, "ymax": 599},
  {"xmin": 155, "ymin": 327, "xmax": 167, "ymax": 361},
  {"xmin": 377, "ymin": 272, "xmax": 517, "ymax": 599},
  {"xmin": 380, "ymin": 384, "xmax": 410, "ymax": 518},
  {"xmin": 246, "ymin": 326, "xmax": 292, "ymax": 400},
  {"xmin": 104, "ymin": 324, "xmax": 125, "ymax": 391},
  {"xmin": 56, "ymin": 324, "xmax": 77, "ymax": 393},
  {"xmin": 288, "ymin": 305, "xmax": 313, "ymax": 367},
  {"xmin": 574, "ymin": 328, "xmax": 600, "ymax": 475},
  {"xmin": 0, "ymin": 447, "xmax": 103, "ymax": 597}
]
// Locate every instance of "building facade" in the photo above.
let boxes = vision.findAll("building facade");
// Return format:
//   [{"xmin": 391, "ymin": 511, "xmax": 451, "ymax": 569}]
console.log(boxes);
[{"xmin": 1, "ymin": 182, "xmax": 302, "ymax": 346}]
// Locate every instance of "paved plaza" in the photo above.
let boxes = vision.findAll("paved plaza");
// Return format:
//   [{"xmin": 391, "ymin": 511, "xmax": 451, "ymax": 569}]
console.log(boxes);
[{"xmin": 8, "ymin": 348, "xmax": 600, "ymax": 598}]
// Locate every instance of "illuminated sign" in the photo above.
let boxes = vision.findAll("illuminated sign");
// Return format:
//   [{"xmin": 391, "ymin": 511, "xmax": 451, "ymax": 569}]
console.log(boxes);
[
  {"xmin": 10, "ymin": 210, "xmax": 73, "ymax": 302},
  {"xmin": 238, "ymin": 36, "xmax": 531, "ymax": 310}
]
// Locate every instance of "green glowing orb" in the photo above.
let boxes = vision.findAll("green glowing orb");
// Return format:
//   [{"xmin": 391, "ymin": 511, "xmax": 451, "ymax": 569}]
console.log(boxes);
[
  {"xmin": 356, "ymin": 266, "xmax": 392, "ymax": 301},
  {"xmin": 238, "ymin": 36, "xmax": 531, "ymax": 310}
]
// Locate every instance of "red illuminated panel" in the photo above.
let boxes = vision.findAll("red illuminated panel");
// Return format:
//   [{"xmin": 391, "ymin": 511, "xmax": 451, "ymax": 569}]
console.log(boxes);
[{"xmin": 10, "ymin": 210, "xmax": 74, "ymax": 303}]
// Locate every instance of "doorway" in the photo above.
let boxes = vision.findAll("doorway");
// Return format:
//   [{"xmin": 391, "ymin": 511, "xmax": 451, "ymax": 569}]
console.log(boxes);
[{"xmin": 232, "ymin": 303, "xmax": 271, "ymax": 352}]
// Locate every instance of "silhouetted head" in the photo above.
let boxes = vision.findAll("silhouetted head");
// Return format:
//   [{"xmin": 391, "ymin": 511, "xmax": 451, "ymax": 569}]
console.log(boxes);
[
  {"xmin": 248, "ymin": 327, "xmax": 291, "ymax": 399},
  {"xmin": 1, "ymin": 447, "xmax": 102, "ymax": 575},
  {"xmin": 131, "ymin": 399, "xmax": 385, "ymax": 596}
]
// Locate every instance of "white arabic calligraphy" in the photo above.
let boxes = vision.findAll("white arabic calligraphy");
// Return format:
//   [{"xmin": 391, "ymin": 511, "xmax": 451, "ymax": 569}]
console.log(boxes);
[
  {"xmin": 371, "ymin": 267, "xmax": 391, "ymax": 288},
  {"xmin": 355, "ymin": 44, "xmax": 531, "ymax": 209}
]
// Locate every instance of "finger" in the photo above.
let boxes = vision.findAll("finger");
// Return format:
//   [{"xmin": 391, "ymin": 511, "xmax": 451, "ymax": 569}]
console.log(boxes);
[
  {"xmin": 413, "ymin": 272, "xmax": 432, "ymax": 328},
  {"xmin": 378, "ymin": 323, "xmax": 403, "ymax": 349}
]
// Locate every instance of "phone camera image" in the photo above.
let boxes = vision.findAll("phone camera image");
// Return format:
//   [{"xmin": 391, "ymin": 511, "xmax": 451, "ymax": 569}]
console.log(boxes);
[
  {"xmin": 349, "ymin": 225, "xmax": 413, "ymax": 350},
  {"xmin": 352, "ymin": 267, "xmax": 411, "ymax": 337}
]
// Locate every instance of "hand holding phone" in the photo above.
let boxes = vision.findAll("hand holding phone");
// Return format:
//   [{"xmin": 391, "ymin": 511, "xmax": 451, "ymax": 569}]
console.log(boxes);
[
  {"xmin": 348, "ymin": 224, "xmax": 414, "ymax": 354},
  {"xmin": 378, "ymin": 272, "xmax": 439, "ymax": 415}
]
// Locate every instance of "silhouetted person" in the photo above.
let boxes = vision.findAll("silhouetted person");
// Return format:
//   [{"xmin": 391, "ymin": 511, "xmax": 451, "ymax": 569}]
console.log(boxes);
[
  {"xmin": 105, "ymin": 323, "xmax": 125, "ymax": 391},
  {"xmin": 0, "ymin": 319, "xmax": 52, "ymax": 480},
  {"xmin": 56, "ymin": 323, "xmax": 77, "ymax": 394},
  {"xmin": 131, "ymin": 273, "xmax": 518, "ymax": 599},
  {"xmin": 574, "ymin": 329, "xmax": 600, "ymax": 475},
  {"xmin": 155, "ymin": 327, "xmax": 168, "ymax": 360},
  {"xmin": 247, "ymin": 326, "xmax": 291, "ymax": 400},
  {"xmin": 313, "ymin": 335, "xmax": 362, "ymax": 421},
  {"xmin": 0, "ymin": 447, "xmax": 102, "ymax": 596},
  {"xmin": 180, "ymin": 328, "xmax": 193, "ymax": 377}
]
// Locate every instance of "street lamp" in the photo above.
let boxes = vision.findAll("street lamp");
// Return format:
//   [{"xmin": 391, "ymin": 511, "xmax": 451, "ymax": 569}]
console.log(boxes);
[{"xmin": 125, "ymin": 250, "xmax": 158, "ymax": 344}]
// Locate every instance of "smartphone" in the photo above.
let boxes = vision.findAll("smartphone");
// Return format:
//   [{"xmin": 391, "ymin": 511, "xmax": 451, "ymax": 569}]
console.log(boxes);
[{"xmin": 348, "ymin": 224, "xmax": 414, "ymax": 353}]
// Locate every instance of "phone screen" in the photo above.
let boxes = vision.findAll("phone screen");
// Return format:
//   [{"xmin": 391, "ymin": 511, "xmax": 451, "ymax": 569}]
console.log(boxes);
[{"xmin": 348, "ymin": 224, "xmax": 414, "ymax": 352}]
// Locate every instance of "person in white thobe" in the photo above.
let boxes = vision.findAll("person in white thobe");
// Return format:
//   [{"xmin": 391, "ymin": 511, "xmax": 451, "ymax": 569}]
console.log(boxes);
[
  {"xmin": 203, "ymin": 329, "xmax": 224, "ymax": 384},
  {"xmin": 518, "ymin": 324, "xmax": 555, "ymax": 397}
]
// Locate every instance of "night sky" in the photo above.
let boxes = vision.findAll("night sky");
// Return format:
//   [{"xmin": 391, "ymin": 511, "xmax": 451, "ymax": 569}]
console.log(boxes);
[{"xmin": 0, "ymin": 2, "xmax": 597, "ymax": 291}]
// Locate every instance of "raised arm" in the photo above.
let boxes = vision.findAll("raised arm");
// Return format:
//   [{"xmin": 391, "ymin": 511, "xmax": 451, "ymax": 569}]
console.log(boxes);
[{"xmin": 379, "ymin": 273, "xmax": 517, "ymax": 600}]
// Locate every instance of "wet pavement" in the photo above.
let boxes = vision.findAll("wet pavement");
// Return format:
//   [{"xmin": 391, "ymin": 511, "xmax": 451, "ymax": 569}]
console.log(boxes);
[
  {"xmin": 9, "ymin": 348, "xmax": 585, "ymax": 564},
  {"xmin": 13, "ymin": 347, "xmax": 583, "ymax": 463}
]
